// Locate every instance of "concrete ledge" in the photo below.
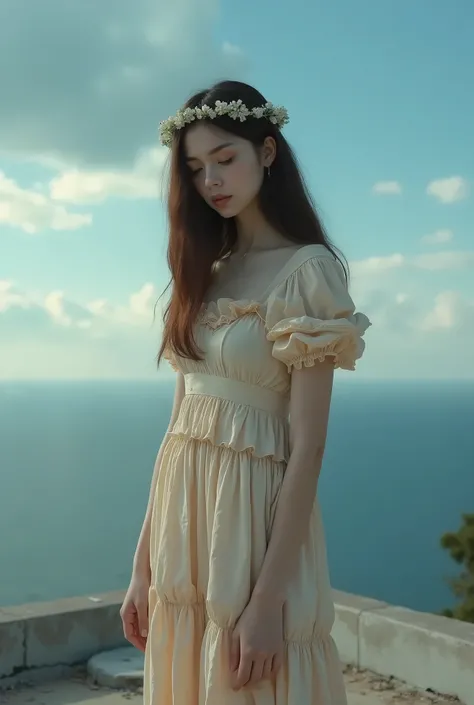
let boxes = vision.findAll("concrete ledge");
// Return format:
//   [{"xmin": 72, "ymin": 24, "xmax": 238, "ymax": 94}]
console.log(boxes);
[
  {"xmin": 0, "ymin": 610, "xmax": 24, "ymax": 678},
  {"xmin": 333, "ymin": 590, "xmax": 474, "ymax": 705},
  {"xmin": 331, "ymin": 589, "xmax": 388, "ymax": 665},
  {"xmin": 1, "ymin": 589, "xmax": 473, "ymax": 704},
  {"xmin": 359, "ymin": 603, "xmax": 474, "ymax": 705},
  {"xmin": 0, "ymin": 591, "xmax": 127, "ymax": 681}
]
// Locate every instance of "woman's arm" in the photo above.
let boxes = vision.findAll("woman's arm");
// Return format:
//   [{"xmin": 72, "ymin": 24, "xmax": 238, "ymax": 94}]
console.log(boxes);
[
  {"xmin": 133, "ymin": 372, "xmax": 185, "ymax": 573},
  {"xmin": 251, "ymin": 360, "xmax": 334, "ymax": 604}
]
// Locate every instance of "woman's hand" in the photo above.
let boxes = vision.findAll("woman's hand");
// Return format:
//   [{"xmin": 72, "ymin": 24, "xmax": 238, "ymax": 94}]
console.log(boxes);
[
  {"xmin": 120, "ymin": 561, "xmax": 151, "ymax": 653},
  {"xmin": 230, "ymin": 594, "xmax": 284, "ymax": 690}
]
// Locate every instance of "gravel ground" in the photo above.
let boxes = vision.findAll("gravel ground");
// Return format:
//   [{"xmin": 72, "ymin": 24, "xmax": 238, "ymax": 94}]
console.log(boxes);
[{"xmin": 0, "ymin": 664, "xmax": 462, "ymax": 705}]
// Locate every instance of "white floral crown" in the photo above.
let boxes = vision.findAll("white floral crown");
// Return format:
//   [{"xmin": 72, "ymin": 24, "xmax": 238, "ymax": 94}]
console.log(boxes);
[{"xmin": 159, "ymin": 99, "xmax": 289, "ymax": 148}]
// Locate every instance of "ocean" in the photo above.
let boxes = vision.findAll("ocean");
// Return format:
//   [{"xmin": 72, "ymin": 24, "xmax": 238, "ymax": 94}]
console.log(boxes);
[{"xmin": 0, "ymin": 379, "xmax": 472, "ymax": 614}]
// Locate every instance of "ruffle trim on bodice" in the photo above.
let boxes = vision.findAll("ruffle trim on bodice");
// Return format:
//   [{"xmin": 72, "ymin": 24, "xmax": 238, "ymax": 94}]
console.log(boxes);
[
  {"xmin": 169, "ymin": 392, "xmax": 289, "ymax": 462},
  {"xmin": 198, "ymin": 298, "xmax": 264, "ymax": 330}
]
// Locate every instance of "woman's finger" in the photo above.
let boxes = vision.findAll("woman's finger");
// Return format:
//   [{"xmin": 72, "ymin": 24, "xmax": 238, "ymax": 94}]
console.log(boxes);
[
  {"xmin": 262, "ymin": 656, "xmax": 274, "ymax": 681},
  {"xmin": 271, "ymin": 650, "xmax": 283, "ymax": 676},
  {"xmin": 233, "ymin": 651, "xmax": 253, "ymax": 690},
  {"xmin": 229, "ymin": 632, "xmax": 240, "ymax": 673},
  {"xmin": 131, "ymin": 615, "xmax": 147, "ymax": 652},
  {"xmin": 136, "ymin": 599, "xmax": 149, "ymax": 641},
  {"xmin": 247, "ymin": 655, "xmax": 266, "ymax": 686}
]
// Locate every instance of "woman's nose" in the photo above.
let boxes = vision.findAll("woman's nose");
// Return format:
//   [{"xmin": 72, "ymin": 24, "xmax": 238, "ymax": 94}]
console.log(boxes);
[{"xmin": 204, "ymin": 166, "xmax": 222, "ymax": 189}]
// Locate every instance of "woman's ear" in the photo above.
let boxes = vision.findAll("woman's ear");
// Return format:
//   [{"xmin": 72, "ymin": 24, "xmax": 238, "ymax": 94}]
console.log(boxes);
[{"xmin": 262, "ymin": 136, "xmax": 277, "ymax": 168}]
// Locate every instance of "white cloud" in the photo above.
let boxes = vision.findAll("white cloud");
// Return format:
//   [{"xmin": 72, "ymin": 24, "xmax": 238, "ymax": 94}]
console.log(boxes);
[
  {"xmin": 0, "ymin": 280, "xmax": 95, "ymax": 331},
  {"xmin": 49, "ymin": 146, "xmax": 168, "ymax": 204},
  {"xmin": 0, "ymin": 280, "xmax": 29, "ymax": 312},
  {"xmin": 43, "ymin": 291, "xmax": 72, "ymax": 326},
  {"xmin": 412, "ymin": 250, "xmax": 474, "ymax": 271},
  {"xmin": 0, "ymin": 171, "xmax": 92, "ymax": 234},
  {"xmin": 43, "ymin": 291, "xmax": 93, "ymax": 328},
  {"xmin": 0, "ymin": 280, "xmax": 158, "ymax": 333},
  {"xmin": 129, "ymin": 283, "xmax": 157, "ymax": 318},
  {"xmin": 87, "ymin": 283, "xmax": 159, "ymax": 327},
  {"xmin": 87, "ymin": 282, "xmax": 159, "ymax": 329},
  {"xmin": 0, "ymin": 1, "xmax": 247, "ymax": 214},
  {"xmin": 0, "ymin": 0, "xmax": 247, "ymax": 169},
  {"xmin": 222, "ymin": 41, "xmax": 244, "ymax": 57},
  {"xmin": 421, "ymin": 291, "xmax": 474, "ymax": 331},
  {"xmin": 350, "ymin": 250, "xmax": 474, "ymax": 278},
  {"xmin": 426, "ymin": 176, "xmax": 469, "ymax": 204},
  {"xmin": 0, "ymin": 279, "xmax": 165, "ymax": 379},
  {"xmin": 350, "ymin": 253, "xmax": 405, "ymax": 278},
  {"xmin": 372, "ymin": 181, "xmax": 402, "ymax": 195},
  {"xmin": 348, "ymin": 252, "xmax": 474, "ymax": 364},
  {"xmin": 421, "ymin": 229, "xmax": 454, "ymax": 246}
]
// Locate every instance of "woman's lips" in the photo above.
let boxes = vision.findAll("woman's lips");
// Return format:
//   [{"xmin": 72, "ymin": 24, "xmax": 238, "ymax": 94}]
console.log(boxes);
[{"xmin": 212, "ymin": 195, "xmax": 232, "ymax": 209}]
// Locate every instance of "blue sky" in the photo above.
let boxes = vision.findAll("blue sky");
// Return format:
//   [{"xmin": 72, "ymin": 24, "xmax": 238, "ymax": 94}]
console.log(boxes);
[{"xmin": 1, "ymin": 0, "xmax": 473, "ymax": 379}]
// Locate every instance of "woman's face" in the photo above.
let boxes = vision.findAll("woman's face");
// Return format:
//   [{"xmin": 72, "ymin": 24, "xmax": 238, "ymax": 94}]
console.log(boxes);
[{"xmin": 184, "ymin": 123, "xmax": 270, "ymax": 218}]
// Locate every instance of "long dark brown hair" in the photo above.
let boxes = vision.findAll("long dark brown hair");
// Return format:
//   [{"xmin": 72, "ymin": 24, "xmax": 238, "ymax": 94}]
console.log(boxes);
[{"xmin": 157, "ymin": 80, "xmax": 347, "ymax": 364}]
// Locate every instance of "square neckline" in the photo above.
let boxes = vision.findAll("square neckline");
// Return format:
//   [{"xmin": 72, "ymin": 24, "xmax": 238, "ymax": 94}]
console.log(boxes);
[{"xmin": 202, "ymin": 243, "xmax": 334, "ymax": 311}]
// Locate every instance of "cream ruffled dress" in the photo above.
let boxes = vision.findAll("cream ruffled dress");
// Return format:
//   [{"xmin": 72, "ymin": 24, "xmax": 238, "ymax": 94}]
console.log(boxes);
[{"xmin": 145, "ymin": 244, "xmax": 370, "ymax": 704}]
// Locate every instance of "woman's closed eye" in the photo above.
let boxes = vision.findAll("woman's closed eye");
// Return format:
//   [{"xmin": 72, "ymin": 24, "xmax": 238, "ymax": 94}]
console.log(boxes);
[{"xmin": 190, "ymin": 156, "xmax": 234, "ymax": 176}]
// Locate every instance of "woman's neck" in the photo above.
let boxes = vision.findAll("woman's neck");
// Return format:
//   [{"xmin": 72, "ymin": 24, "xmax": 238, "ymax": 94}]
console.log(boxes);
[{"xmin": 234, "ymin": 202, "xmax": 287, "ymax": 255}]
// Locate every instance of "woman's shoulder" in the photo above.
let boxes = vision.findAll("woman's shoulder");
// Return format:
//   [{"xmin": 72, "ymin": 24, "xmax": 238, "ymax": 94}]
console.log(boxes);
[
  {"xmin": 263, "ymin": 243, "xmax": 338, "ymax": 298},
  {"xmin": 286, "ymin": 243, "xmax": 337, "ymax": 268}
]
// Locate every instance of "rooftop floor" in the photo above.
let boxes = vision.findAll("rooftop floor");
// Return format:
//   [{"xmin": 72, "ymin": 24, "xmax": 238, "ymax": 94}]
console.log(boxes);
[{"xmin": 0, "ymin": 666, "xmax": 460, "ymax": 705}]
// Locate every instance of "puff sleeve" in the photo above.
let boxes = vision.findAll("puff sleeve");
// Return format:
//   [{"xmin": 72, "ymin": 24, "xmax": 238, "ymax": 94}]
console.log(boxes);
[{"xmin": 265, "ymin": 254, "xmax": 371, "ymax": 372}]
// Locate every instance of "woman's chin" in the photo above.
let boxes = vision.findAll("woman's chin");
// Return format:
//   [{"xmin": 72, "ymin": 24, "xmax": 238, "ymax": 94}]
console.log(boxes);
[
  {"xmin": 216, "ymin": 204, "xmax": 239, "ymax": 219},
  {"xmin": 210, "ymin": 196, "xmax": 246, "ymax": 219}
]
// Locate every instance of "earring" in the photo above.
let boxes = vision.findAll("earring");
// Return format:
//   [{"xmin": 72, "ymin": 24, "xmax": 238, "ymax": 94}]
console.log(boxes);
[{"xmin": 267, "ymin": 166, "xmax": 271, "ymax": 178}]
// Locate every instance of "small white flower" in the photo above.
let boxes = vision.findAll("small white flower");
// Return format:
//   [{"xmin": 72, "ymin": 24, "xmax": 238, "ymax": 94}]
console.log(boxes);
[
  {"xmin": 201, "ymin": 105, "xmax": 214, "ymax": 118},
  {"xmin": 215, "ymin": 101, "xmax": 227, "ymax": 115},
  {"xmin": 182, "ymin": 108, "xmax": 195, "ymax": 123}
]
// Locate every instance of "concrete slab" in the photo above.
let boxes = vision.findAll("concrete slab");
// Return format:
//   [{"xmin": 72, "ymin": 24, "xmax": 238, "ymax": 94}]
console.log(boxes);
[{"xmin": 88, "ymin": 647, "xmax": 144, "ymax": 689}]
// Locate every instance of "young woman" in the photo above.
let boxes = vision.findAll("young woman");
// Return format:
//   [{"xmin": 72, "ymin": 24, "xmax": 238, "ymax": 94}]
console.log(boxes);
[{"xmin": 121, "ymin": 80, "xmax": 371, "ymax": 704}]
